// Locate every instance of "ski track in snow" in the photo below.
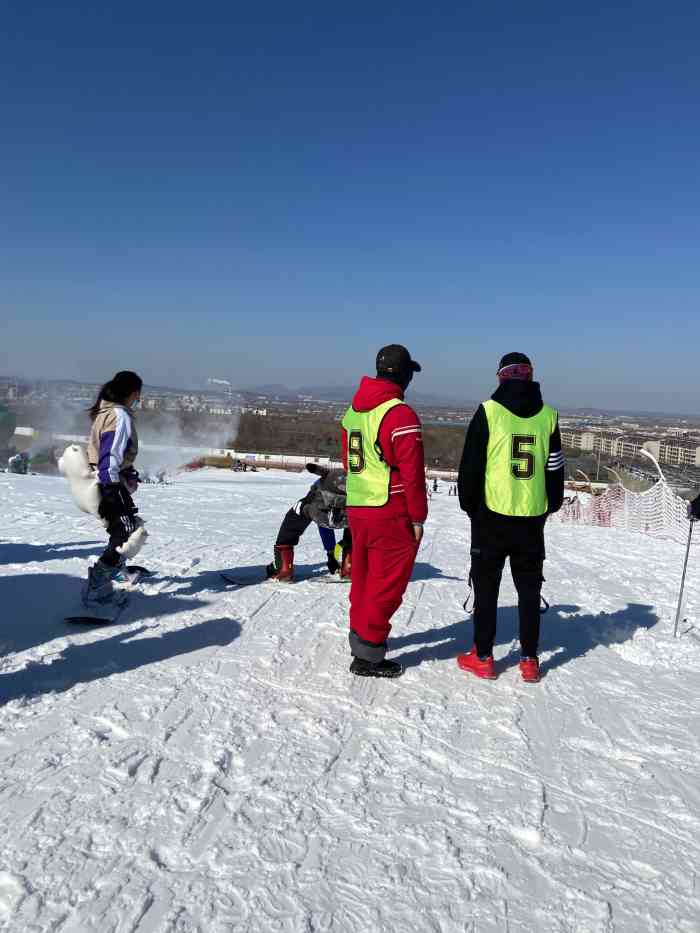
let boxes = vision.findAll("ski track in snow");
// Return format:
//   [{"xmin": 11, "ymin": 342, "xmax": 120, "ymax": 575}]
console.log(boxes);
[{"xmin": 1, "ymin": 469, "xmax": 700, "ymax": 932}]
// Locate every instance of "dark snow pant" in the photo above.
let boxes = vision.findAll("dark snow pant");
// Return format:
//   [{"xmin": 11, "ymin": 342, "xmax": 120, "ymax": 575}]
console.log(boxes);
[
  {"xmin": 100, "ymin": 494, "xmax": 138, "ymax": 568},
  {"xmin": 470, "ymin": 513, "xmax": 546, "ymax": 659},
  {"xmin": 275, "ymin": 493, "xmax": 352, "ymax": 551},
  {"xmin": 348, "ymin": 511, "xmax": 418, "ymax": 662},
  {"xmin": 275, "ymin": 504, "xmax": 313, "ymax": 547}
]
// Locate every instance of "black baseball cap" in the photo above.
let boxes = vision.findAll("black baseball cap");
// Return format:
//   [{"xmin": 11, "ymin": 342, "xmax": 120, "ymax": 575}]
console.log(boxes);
[{"xmin": 376, "ymin": 344, "xmax": 422, "ymax": 375}]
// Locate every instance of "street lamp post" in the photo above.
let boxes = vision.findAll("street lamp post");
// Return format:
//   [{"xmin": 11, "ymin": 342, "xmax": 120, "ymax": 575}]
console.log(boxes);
[
  {"xmin": 575, "ymin": 468, "xmax": 594, "ymax": 494},
  {"xmin": 640, "ymin": 447, "xmax": 668, "ymax": 484},
  {"xmin": 604, "ymin": 465, "xmax": 623, "ymax": 485}
]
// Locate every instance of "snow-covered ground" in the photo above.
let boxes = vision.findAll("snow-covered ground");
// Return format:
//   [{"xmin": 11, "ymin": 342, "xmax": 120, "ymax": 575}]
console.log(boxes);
[{"xmin": 1, "ymin": 468, "xmax": 700, "ymax": 933}]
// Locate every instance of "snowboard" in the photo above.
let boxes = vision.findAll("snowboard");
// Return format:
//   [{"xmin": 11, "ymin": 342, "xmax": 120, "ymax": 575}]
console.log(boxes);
[
  {"xmin": 65, "ymin": 566, "xmax": 150, "ymax": 625},
  {"xmin": 307, "ymin": 574, "xmax": 351, "ymax": 585},
  {"xmin": 219, "ymin": 570, "xmax": 342, "ymax": 588}
]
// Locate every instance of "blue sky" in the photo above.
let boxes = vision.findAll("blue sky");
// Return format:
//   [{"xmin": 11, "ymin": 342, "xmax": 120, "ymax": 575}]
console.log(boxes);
[{"xmin": 2, "ymin": 1, "xmax": 699, "ymax": 412}]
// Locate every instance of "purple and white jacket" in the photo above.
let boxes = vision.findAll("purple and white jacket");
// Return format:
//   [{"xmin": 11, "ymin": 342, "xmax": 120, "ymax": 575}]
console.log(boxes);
[{"xmin": 87, "ymin": 403, "xmax": 139, "ymax": 485}]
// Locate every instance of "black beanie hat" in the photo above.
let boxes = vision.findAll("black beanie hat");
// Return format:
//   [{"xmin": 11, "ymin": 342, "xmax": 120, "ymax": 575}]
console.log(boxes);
[{"xmin": 498, "ymin": 352, "xmax": 532, "ymax": 371}]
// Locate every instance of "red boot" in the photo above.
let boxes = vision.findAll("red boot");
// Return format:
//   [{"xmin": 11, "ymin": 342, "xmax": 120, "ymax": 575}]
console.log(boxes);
[
  {"xmin": 457, "ymin": 647, "xmax": 496, "ymax": 680},
  {"xmin": 519, "ymin": 657, "xmax": 540, "ymax": 683},
  {"xmin": 340, "ymin": 548, "xmax": 352, "ymax": 580},
  {"xmin": 266, "ymin": 545, "xmax": 294, "ymax": 582}
]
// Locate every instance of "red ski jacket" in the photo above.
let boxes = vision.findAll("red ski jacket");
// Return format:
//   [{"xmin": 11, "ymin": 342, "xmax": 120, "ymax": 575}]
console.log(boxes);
[{"xmin": 341, "ymin": 376, "xmax": 428, "ymax": 524}]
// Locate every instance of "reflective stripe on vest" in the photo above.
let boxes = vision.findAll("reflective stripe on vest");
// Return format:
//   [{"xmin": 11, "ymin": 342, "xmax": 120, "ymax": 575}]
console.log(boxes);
[
  {"xmin": 342, "ymin": 398, "xmax": 404, "ymax": 506},
  {"xmin": 483, "ymin": 399, "xmax": 558, "ymax": 517}
]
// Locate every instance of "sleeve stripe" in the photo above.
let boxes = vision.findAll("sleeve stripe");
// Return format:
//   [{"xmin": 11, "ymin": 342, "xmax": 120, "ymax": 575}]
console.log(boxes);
[
  {"xmin": 391, "ymin": 426, "xmax": 422, "ymax": 439},
  {"xmin": 546, "ymin": 457, "xmax": 565, "ymax": 472},
  {"xmin": 106, "ymin": 409, "xmax": 132, "ymax": 483}
]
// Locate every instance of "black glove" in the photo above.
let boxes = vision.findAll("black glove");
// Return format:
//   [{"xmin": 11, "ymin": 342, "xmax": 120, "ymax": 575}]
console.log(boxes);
[
  {"xmin": 99, "ymin": 483, "xmax": 137, "ymax": 523},
  {"xmin": 122, "ymin": 467, "xmax": 140, "ymax": 493},
  {"xmin": 689, "ymin": 495, "xmax": 700, "ymax": 521},
  {"xmin": 326, "ymin": 550, "xmax": 340, "ymax": 574}
]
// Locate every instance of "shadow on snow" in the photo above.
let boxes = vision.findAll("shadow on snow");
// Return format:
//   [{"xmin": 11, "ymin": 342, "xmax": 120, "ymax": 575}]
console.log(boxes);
[
  {"xmin": 0, "ymin": 540, "xmax": 103, "ymax": 565},
  {"xmin": 411, "ymin": 562, "xmax": 464, "ymax": 583},
  {"xmin": 0, "ymin": 571, "xmax": 211, "ymax": 660},
  {"xmin": 166, "ymin": 561, "xmax": 329, "ymax": 595},
  {"xmin": 390, "ymin": 602, "xmax": 660, "ymax": 674},
  {"xmin": 0, "ymin": 614, "xmax": 240, "ymax": 705}
]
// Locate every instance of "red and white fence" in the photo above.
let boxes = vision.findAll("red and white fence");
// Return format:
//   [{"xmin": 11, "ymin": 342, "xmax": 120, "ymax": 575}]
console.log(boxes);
[{"xmin": 556, "ymin": 481, "xmax": 697, "ymax": 548}]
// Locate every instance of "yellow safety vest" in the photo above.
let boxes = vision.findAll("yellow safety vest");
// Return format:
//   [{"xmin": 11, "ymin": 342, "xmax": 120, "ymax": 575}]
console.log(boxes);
[
  {"xmin": 483, "ymin": 399, "xmax": 558, "ymax": 517},
  {"xmin": 342, "ymin": 398, "xmax": 403, "ymax": 506}
]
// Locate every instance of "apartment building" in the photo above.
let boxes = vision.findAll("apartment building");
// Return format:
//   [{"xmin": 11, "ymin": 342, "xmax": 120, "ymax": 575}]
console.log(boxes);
[{"xmin": 561, "ymin": 431, "xmax": 700, "ymax": 467}]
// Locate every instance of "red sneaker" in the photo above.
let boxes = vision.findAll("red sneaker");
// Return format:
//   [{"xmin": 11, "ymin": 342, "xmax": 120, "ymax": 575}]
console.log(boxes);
[
  {"xmin": 519, "ymin": 657, "xmax": 540, "ymax": 683},
  {"xmin": 457, "ymin": 647, "xmax": 496, "ymax": 680}
]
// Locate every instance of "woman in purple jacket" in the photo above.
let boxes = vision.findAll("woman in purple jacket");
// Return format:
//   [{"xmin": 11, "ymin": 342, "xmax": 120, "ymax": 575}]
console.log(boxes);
[{"xmin": 85, "ymin": 371, "xmax": 144, "ymax": 603}]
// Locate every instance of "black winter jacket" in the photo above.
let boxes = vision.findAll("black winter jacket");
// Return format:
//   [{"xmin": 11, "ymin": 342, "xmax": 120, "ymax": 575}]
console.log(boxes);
[
  {"xmin": 457, "ymin": 381, "xmax": 565, "ymax": 520},
  {"xmin": 302, "ymin": 465, "xmax": 348, "ymax": 529}
]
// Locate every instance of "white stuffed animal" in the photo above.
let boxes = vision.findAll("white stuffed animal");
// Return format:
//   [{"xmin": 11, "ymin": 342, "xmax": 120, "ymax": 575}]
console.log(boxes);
[
  {"xmin": 58, "ymin": 444, "xmax": 101, "ymax": 516},
  {"xmin": 58, "ymin": 444, "xmax": 148, "ymax": 558}
]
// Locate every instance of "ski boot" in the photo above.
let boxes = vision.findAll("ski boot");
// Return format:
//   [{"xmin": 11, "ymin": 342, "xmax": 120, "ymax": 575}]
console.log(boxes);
[
  {"xmin": 265, "ymin": 545, "xmax": 294, "ymax": 582},
  {"xmin": 457, "ymin": 647, "xmax": 497, "ymax": 680},
  {"xmin": 350, "ymin": 657, "xmax": 403, "ymax": 678}
]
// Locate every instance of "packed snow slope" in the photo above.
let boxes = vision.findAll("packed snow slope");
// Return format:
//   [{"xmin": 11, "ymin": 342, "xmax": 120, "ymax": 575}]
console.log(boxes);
[{"xmin": 1, "ymin": 469, "xmax": 700, "ymax": 933}]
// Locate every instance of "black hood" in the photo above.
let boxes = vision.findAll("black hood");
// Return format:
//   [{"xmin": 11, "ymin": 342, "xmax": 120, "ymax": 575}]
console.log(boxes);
[{"xmin": 491, "ymin": 380, "xmax": 544, "ymax": 418}]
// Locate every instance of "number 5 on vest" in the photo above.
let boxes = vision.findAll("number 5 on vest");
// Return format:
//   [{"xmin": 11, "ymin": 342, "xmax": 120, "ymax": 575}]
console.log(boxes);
[{"xmin": 511, "ymin": 434, "xmax": 536, "ymax": 480}]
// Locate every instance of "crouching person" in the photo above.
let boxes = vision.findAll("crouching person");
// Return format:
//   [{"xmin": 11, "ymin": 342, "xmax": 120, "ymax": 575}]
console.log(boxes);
[{"xmin": 266, "ymin": 463, "xmax": 352, "ymax": 582}]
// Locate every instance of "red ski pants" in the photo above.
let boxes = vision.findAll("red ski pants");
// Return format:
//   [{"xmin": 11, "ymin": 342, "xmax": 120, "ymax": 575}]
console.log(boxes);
[{"xmin": 348, "ymin": 512, "xmax": 418, "ymax": 651}]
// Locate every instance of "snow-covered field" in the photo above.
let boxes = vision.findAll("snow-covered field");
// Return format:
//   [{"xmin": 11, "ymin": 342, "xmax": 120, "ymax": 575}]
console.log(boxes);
[{"xmin": 1, "ymin": 468, "xmax": 700, "ymax": 933}]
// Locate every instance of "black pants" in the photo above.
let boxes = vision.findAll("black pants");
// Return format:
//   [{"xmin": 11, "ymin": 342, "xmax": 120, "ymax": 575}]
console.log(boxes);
[
  {"xmin": 275, "ymin": 491, "xmax": 352, "ymax": 550},
  {"xmin": 99, "ymin": 487, "xmax": 138, "ymax": 567},
  {"xmin": 470, "ymin": 513, "xmax": 546, "ymax": 659}
]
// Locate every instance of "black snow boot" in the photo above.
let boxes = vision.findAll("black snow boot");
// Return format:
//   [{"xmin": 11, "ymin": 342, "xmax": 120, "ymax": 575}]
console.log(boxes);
[{"xmin": 350, "ymin": 657, "xmax": 404, "ymax": 679}]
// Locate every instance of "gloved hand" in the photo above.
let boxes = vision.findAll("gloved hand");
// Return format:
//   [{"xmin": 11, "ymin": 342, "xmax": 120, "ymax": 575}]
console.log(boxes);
[
  {"xmin": 688, "ymin": 494, "xmax": 700, "ymax": 521},
  {"xmin": 326, "ymin": 549, "xmax": 340, "ymax": 574},
  {"xmin": 328, "ymin": 506, "xmax": 346, "ymax": 528},
  {"xmin": 122, "ymin": 467, "xmax": 140, "ymax": 494},
  {"xmin": 99, "ymin": 483, "xmax": 137, "ymax": 524}
]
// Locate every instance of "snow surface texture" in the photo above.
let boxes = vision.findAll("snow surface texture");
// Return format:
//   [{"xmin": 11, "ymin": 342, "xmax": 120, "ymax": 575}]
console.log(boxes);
[{"xmin": 1, "ymin": 469, "xmax": 700, "ymax": 933}]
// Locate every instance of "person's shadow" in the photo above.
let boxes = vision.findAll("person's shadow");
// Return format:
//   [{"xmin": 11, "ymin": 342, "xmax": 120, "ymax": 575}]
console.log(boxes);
[
  {"xmin": 411, "ymin": 562, "xmax": 464, "ymax": 583},
  {"xmin": 167, "ymin": 561, "xmax": 329, "ymax": 596},
  {"xmin": 391, "ymin": 602, "xmax": 659, "ymax": 675},
  {"xmin": 0, "ymin": 540, "xmax": 103, "ymax": 565},
  {"xmin": 0, "ymin": 616, "xmax": 241, "ymax": 706},
  {"xmin": 0, "ymin": 572, "xmax": 211, "ymax": 659}
]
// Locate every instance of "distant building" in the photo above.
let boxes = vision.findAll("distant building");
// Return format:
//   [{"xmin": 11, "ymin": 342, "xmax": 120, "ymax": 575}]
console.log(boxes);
[{"xmin": 561, "ymin": 429, "xmax": 700, "ymax": 468}]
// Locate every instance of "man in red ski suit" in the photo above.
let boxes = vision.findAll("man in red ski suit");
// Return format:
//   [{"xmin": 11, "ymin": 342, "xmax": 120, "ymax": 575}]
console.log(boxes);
[{"xmin": 341, "ymin": 345, "xmax": 428, "ymax": 678}]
